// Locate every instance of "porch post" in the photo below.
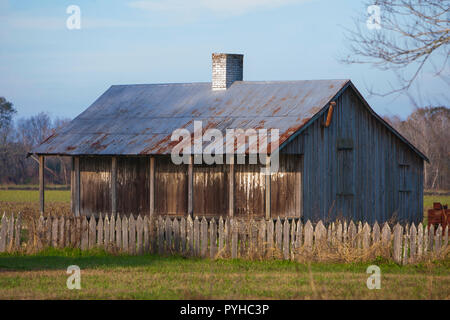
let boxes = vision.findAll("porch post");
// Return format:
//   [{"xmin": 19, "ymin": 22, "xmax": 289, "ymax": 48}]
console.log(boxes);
[
  {"xmin": 188, "ymin": 155, "xmax": 194, "ymax": 216},
  {"xmin": 228, "ymin": 155, "xmax": 234, "ymax": 217},
  {"xmin": 265, "ymin": 155, "xmax": 271, "ymax": 220},
  {"xmin": 111, "ymin": 157, "xmax": 117, "ymax": 216},
  {"xmin": 74, "ymin": 156, "xmax": 80, "ymax": 217},
  {"xmin": 39, "ymin": 155, "xmax": 45, "ymax": 215},
  {"xmin": 149, "ymin": 156, "xmax": 155, "ymax": 217}
]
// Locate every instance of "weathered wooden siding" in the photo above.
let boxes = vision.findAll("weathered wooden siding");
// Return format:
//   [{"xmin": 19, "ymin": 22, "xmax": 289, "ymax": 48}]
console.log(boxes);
[
  {"xmin": 193, "ymin": 163, "xmax": 229, "ymax": 217},
  {"xmin": 234, "ymin": 162, "xmax": 266, "ymax": 218},
  {"xmin": 155, "ymin": 157, "xmax": 188, "ymax": 215},
  {"xmin": 285, "ymin": 86, "xmax": 423, "ymax": 224},
  {"xmin": 270, "ymin": 155, "xmax": 302, "ymax": 218},
  {"xmin": 71, "ymin": 85, "xmax": 423, "ymax": 224},
  {"xmin": 79, "ymin": 157, "xmax": 111, "ymax": 217},
  {"xmin": 116, "ymin": 157, "xmax": 149, "ymax": 216}
]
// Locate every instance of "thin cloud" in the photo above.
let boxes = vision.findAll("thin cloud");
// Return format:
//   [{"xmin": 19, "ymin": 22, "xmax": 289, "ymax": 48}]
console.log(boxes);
[{"xmin": 128, "ymin": 0, "xmax": 311, "ymax": 16}]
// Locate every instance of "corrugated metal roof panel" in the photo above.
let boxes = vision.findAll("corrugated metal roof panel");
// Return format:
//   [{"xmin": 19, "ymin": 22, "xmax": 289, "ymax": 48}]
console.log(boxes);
[{"xmin": 32, "ymin": 80, "xmax": 350, "ymax": 155}]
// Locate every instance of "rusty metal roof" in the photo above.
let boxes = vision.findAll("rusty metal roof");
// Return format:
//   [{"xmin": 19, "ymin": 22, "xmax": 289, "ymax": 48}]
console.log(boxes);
[{"xmin": 31, "ymin": 79, "xmax": 352, "ymax": 155}]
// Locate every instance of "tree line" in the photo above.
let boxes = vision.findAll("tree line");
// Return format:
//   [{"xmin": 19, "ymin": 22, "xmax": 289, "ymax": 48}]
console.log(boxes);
[
  {"xmin": 0, "ymin": 97, "xmax": 71, "ymax": 185},
  {"xmin": 0, "ymin": 97, "xmax": 448, "ymax": 190},
  {"xmin": 384, "ymin": 106, "xmax": 449, "ymax": 191}
]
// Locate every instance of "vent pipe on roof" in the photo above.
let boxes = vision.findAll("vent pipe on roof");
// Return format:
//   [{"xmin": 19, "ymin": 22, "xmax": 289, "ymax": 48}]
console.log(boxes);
[{"xmin": 212, "ymin": 53, "xmax": 243, "ymax": 90}]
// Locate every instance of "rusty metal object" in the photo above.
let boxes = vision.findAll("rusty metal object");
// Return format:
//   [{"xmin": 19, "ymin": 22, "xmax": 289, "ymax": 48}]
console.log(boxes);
[
  {"xmin": 427, "ymin": 202, "xmax": 449, "ymax": 233},
  {"xmin": 324, "ymin": 101, "xmax": 335, "ymax": 127}
]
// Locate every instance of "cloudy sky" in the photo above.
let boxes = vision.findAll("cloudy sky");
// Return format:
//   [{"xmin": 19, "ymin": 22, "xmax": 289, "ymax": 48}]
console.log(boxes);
[{"xmin": 0, "ymin": 0, "xmax": 448, "ymax": 119}]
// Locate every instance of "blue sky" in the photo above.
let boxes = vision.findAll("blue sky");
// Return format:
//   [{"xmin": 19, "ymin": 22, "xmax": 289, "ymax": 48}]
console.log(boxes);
[{"xmin": 0, "ymin": 0, "xmax": 448, "ymax": 120}]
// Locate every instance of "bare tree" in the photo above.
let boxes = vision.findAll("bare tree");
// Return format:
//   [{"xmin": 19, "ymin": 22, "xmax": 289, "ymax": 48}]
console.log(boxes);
[
  {"xmin": 341, "ymin": 0, "xmax": 449, "ymax": 96},
  {"xmin": 385, "ymin": 106, "xmax": 450, "ymax": 190}
]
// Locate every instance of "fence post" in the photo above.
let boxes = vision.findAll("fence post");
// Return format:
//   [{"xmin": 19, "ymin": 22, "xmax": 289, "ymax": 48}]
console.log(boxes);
[
  {"xmin": 115, "ymin": 215, "xmax": 122, "ymax": 251},
  {"xmin": 282, "ymin": 219, "xmax": 290, "ymax": 260},
  {"xmin": 109, "ymin": 215, "xmax": 115, "ymax": 247},
  {"xmin": 194, "ymin": 216, "xmax": 200, "ymax": 256},
  {"xmin": 37, "ymin": 215, "xmax": 45, "ymax": 250},
  {"xmin": 275, "ymin": 217, "xmax": 282, "ymax": 253},
  {"xmin": 290, "ymin": 220, "xmax": 296, "ymax": 257},
  {"xmin": 417, "ymin": 223, "xmax": 423, "ymax": 259},
  {"xmin": 81, "ymin": 216, "xmax": 88, "ymax": 250},
  {"xmin": 304, "ymin": 220, "xmax": 313, "ymax": 252},
  {"xmin": 349, "ymin": 221, "xmax": 357, "ymax": 248},
  {"xmin": 409, "ymin": 223, "xmax": 417, "ymax": 263},
  {"xmin": 200, "ymin": 217, "xmax": 208, "ymax": 258},
  {"xmin": 0, "ymin": 213, "xmax": 7, "ymax": 252},
  {"xmin": 444, "ymin": 226, "xmax": 448, "ymax": 249},
  {"xmin": 267, "ymin": 219, "xmax": 274, "ymax": 255},
  {"xmin": 137, "ymin": 215, "xmax": 143, "ymax": 255},
  {"xmin": 393, "ymin": 223, "xmax": 403, "ymax": 264},
  {"xmin": 89, "ymin": 215, "xmax": 96, "ymax": 249},
  {"xmin": 210, "ymin": 218, "xmax": 217, "ymax": 258},
  {"xmin": 14, "ymin": 213, "xmax": 22, "ymax": 251},
  {"xmin": 75, "ymin": 217, "xmax": 81, "ymax": 248},
  {"xmin": 434, "ymin": 225, "xmax": 442, "ymax": 254},
  {"xmin": 104, "ymin": 215, "xmax": 110, "ymax": 249},
  {"xmin": 335, "ymin": 221, "xmax": 342, "ymax": 246},
  {"xmin": 157, "ymin": 216, "xmax": 164, "ymax": 255},
  {"xmin": 187, "ymin": 215, "xmax": 193, "ymax": 256},
  {"xmin": 129, "ymin": 215, "xmax": 136, "ymax": 255},
  {"xmin": 315, "ymin": 220, "xmax": 326, "ymax": 247},
  {"xmin": 372, "ymin": 222, "xmax": 380, "ymax": 243},
  {"xmin": 343, "ymin": 221, "xmax": 348, "ymax": 244},
  {"xmin": 362, "ymin": 222, "xmax": 371, "ymax": 249},
  {"xmin": 173, "ymin": 218, "xmax": 180, "ymax": 253},
  {"xmin": 231, "ymin": 219, "xmax": 238, "ymax": 259},
  {"xmin": 428, "ymin": 225, "xmax": 434, "ymax": 252},
  {"xmin": 97, "ymin": 214, "xmax": 103, "ymax": 247},
  {"xmin": 295, "ymin": 220, "xmax": 303, "ymax": 250},
  {"xmin": 143, "ymin": 215, "xmax": 149, "ymax": 253},
  {"xmin": 180, "ymin": 217, "xmax": 186, "ymax": 254},
  {"xmin": 381, "ymin": 223, "xmax": 391, "ymax": 245},
  {"xmin": 52, "ymin": 216, "xmax": 58, "ymax": 248},
  {"xmin": 218, "ymin": 217, "xmax": 224, "ymax": 255},
  {"xmin": 402, "ymin": 232, "xmax": 408, "ymax": 265},
  {"xmin": 258, "ymin": 218, "xmax": 266, "ymax": 257}
]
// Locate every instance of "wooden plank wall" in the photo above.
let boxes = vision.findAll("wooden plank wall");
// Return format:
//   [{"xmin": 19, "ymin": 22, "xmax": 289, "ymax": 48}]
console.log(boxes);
[
  {"xmin": 284, "ymin": 86, "xmax": 424, "ymax": 224},
  {"xmin": 234, "ymin": 162, "xmax": 266, "ymax": 218},
  {"xmin": 117, "ymin": 157, "xmax": 149, "ymax": 216},
  {"xmin": 193, "ymin": 163, "xmax": 229, "ymax": 217},
  {"xmin": 155, "ymin": 158, "xmax": 188, "ymax": 215},
  {"xmin": 79, "ymin": 157, "xmax": 111, "ymax": 217},
  {"xmin": 270, "ymin": 154, "xmax": 302, "ymax": 218}
]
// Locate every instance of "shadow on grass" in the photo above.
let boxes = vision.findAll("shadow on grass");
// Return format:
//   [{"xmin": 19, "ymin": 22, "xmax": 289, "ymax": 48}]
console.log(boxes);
[
  {"xmin": 0, "ymin": 248, "xmax": 447, "ymax": 275},
  {"xmin": 0, "ymin": 248, "xmax": 192, "ymax": 271}
]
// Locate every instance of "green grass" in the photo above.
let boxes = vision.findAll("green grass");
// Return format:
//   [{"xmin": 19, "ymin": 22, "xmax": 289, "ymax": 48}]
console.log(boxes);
[
  {"xmin": 424, "ymin": 195, "xmax": 450, "ymax": 211},
  {"xmin": 0, "ymin": 184, "xmax": 69, "ymax": 190},
  {"xmin": 0, "ymin": 190, "xmax": 70, "ymax": 203},
  {"xmin": 0, "ymin": 248, "xmax": 448, "ymax": 299}
]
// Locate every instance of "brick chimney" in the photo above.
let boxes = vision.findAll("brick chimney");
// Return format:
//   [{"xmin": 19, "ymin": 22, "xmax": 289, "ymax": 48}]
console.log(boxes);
[{"xmin": 212, "ymin": 53, "xmax": 243, "ymax": 90}]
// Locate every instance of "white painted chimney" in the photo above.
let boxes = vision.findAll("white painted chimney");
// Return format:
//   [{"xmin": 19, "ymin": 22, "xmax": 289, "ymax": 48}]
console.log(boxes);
[{"xmin": 212, "ymin": 53, "xmax": 243, "ymax": 90}]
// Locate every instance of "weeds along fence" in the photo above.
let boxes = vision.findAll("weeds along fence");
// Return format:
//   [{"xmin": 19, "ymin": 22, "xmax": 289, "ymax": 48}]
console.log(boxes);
[{"xmin": 0, "ymin": 213, "xmax": 448, "ymax": 264}]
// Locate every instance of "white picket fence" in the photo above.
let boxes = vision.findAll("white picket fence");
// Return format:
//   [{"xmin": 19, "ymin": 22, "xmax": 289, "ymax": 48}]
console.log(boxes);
[{"xmin": 0, "ymin": 213, "xmax": 448, "ymax": 264}]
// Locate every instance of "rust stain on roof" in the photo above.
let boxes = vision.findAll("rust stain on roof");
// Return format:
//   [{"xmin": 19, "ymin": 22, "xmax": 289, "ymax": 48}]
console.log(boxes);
[{"xmin": 32, "ymin": 80, "xmax": 350, "ymax": 156}]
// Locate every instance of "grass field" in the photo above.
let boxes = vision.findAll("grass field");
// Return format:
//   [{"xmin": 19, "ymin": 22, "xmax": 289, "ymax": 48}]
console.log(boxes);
[
  {"xmin": 0, "ymin": 248, "xmax": 449, "ymax": 299},
  {"xmin": 0, "ymin": 190, "xmax": 70, "ymax": 202},
  {"xmin": 0, "ymin": 188, "xmax": 449, "ymax": 300}
]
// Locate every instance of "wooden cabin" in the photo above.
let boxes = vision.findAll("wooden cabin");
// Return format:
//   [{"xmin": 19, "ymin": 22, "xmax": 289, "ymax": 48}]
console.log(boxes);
[{"xmin": 31, "ymin": 53, "xmax": 428, "ymax": 224}]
